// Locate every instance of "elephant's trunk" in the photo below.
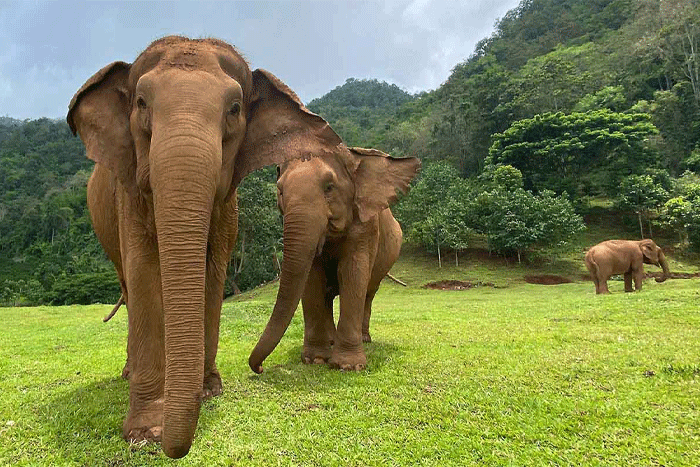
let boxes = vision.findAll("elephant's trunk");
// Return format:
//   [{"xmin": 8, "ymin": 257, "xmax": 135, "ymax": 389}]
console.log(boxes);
[
  {"xmin": 655, "ymin": 250, "xmax": 670, "ymax": 283},
  {"xmin": 249, "ymin": 211, "xmax": 324, "ymax": 373},
  {"xmin": 150, "ymin": 130, "xmax": 218, "ymax": 458}
]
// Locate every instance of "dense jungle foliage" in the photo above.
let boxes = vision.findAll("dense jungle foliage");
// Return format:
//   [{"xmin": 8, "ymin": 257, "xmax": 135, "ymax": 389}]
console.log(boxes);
[{"xmin": 1, "ymin": 0, "xmax": 699, "ymax": 305}]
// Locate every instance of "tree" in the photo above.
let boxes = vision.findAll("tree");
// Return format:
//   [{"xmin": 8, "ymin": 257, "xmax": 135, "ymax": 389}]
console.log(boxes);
[
  {"xmin": 396, "ymin": 162, "xmax": 475, "ymax": 266},
  {"xmin": 228, "ymin": 167, "xmax": 283, "ymax": 294},
  {"xmin": 474, "ymin": 166, "xmax": 584, "ymax": 261},
  {"xmin": 660, "ymin": 170, "xmax": 700, "ymax": 249},
  {"xmin": 476, "ymin": 188, "xmax": 584, "ymax": 262},
  {"xmin": 616, "ymin": 172, "xmax": 670, "ymax": 238},
  {"xmin": 487, "ymin": 109, "xmax": 660, "ymax": 197}
]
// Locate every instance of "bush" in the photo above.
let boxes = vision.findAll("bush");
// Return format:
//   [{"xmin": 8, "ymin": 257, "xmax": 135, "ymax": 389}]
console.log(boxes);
[
  {"xmin": 46, "ymin": 271, "xmax": 121, "ymax": 305},
  {"xmin": 0, "ymin": 279, "xmax": 44, "ymax": 306}
]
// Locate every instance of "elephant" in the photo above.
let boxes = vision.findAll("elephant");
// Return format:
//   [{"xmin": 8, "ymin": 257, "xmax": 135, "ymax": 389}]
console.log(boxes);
[
  {"xmin": 248, "ymin": 147, "xmax": 420, "ymax": 373},
  {"xmin": 67, "ymin": 36, "xmax": 341, "ymax": 458},
  {"xmin": 584, "ymin": 239, "xmax": 670, "ymax": 294}
]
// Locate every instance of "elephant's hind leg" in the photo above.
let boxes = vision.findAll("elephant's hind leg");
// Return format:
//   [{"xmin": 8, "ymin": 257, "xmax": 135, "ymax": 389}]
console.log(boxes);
[
  {"xmin": 362, "ymin": 287, "xmax": 378, "ymax": 343},
  {"xmin": 596, "ymin": 276, "xmax": 611, "ymax": 294},
  {"xmin": 623, "ymin": 271, "xmax": 634, "ymax": 292}
]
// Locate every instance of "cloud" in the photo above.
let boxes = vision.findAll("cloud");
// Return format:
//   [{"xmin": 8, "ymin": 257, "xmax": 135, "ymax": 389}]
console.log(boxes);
[{"xmin": 0, "ymin": 0, "xmax": 521, "ymax": 119}]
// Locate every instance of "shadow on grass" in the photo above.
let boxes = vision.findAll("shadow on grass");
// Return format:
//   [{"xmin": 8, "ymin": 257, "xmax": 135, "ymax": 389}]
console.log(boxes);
[
  {"xmin": 36, "ymin": 376, "xmax": 128, "ymax": 457},
  {"xmin": 35, "ymin": 340, "xmax": 402, "ymax": 459},
  {"xmin": 38, "ymin": 374, "xmax": 225, "ymax": 460}
]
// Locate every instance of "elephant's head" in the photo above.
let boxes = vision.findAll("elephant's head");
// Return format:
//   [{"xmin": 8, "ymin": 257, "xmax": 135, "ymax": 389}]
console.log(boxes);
[
  {"xmin": 67, "ymin": 36, "xmax": 341, "ymax": 458},
  {"xmin": 639, "ymin": 239, "xmax": 670, "ymax": 283},
  {"xmin": 249, "ymin": 147, "xmax": 420, "ymax": 374}
]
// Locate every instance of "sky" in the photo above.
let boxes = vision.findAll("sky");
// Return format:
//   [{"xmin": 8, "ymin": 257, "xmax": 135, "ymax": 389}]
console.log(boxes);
[{"xmin": 0, "ymin": 0, "xmax": 521, "ymax": 120}]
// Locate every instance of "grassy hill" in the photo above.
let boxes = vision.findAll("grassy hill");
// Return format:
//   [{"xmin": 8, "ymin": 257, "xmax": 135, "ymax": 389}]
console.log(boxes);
[{"xmin": 1, "ymin": 238, "xmax": 699, "ymax": 466}]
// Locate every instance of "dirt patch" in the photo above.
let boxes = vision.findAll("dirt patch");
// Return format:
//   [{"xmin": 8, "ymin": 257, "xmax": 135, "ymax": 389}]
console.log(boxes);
[
  {"xmin": 424, "ymin": 280, "xmax": 495, "ymax": 290},
  {"xmin": 524, "ymin": 275, "xmax": 574, "ymax": 285},
  {"xmin": 645, "ymin": 271, "xmax": 700, "ymax": 279}
]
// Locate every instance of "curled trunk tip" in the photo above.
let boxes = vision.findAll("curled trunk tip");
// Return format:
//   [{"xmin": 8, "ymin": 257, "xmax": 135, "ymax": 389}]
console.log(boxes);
[
  {"xmin": 249, "ymin": 359, "xmax": 264, "ymax": 374},
  {"xmin": 655, "ymin": 252, "xmax": 670, "ymax": 282}
]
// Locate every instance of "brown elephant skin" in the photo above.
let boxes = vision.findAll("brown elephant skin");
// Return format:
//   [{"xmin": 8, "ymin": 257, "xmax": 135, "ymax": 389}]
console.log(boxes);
[
  {"xmin": 67, "ymin": 36, "xmax": 341, "ymax": 458},
  {"xmin": 249, "ymin": 147, "xmax": 420, "ymax": 373},
  {"xmin": 584, "ymin": 239, "xmax": 670, "ymax": 294}
]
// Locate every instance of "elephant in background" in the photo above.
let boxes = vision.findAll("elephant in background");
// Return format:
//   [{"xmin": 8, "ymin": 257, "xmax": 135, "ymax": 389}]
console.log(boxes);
[
  {"xmin": 249, "ymin": 147, "xmax": 420, "ymax": 373},
  {"xmin": 67, "ymin": 36, "xmax": 341, "ymax": 458},
  {"xmin": 585, "ymin": 239, "xmax": 670, "ymax": 294}
]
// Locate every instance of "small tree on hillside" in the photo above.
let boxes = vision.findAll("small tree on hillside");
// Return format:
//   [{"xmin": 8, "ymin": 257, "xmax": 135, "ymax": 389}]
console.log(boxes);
[
  {"xmin": 396, "ymin": 161, "xmax": 474, "ymax": 267},
  {"xmin": 475, "ymin": 166, "xmax": 584, "ymax": 262},
  {"xmin": 616, "ymin": 173, "xmax": 670, "ymax": 238}
]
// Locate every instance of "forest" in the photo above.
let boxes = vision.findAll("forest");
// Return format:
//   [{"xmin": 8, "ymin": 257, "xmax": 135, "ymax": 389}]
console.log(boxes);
[{"xmin": 1, "ymin": 0, "xmax": 699, "ymax": 305}]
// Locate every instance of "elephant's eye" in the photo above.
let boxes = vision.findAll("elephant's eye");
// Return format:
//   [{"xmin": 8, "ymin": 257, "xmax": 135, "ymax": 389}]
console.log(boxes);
[
  {"xmin": 136, "ymin": 96, "xmax": 147, "ymax": 110},
  {"xmin": 323, "ymin": 182, "xmax": 334, "ymax": 193},
  {"xmin": 229, "ymin": 102, "xmax": 241, "ymax": 116}
]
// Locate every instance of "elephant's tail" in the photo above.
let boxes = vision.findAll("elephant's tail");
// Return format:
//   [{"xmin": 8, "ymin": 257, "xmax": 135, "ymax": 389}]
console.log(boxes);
[
  {"xmin": 103, "ymin": 293, "xmax": 125, "ymax": 322},
  {"xmin": 584, "ymin": 249, "xmax": 600, "ymax": 277}
]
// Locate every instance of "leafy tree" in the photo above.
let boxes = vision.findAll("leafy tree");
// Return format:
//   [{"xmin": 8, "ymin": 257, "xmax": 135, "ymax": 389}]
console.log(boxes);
[
  {"xmin": 396, "ymin": 162, "xmax": 475, "ymax": 266},
  {"xmin": 487, "ymin": 109, "xmax": 660, "ymax": 196},
  {"xmin": 574, "ymin": 86, "xmax": 628, "ymax": 112},
  {"xmin": 616, "ymin": 172, "xmax": 671, "ymax": 238},
  {"xmin": 660, "ymin": 170, "xmax": 700, "ymax": 249},
  {"xmin": 475, "ymin": 187, "xmax": 585, "ymax": 262},
  {"xmin": 228, "ymin": 167, "xmax": 283, "ymax": 294}
]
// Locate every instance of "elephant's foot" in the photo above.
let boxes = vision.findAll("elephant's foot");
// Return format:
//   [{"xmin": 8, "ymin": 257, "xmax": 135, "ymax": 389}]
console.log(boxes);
[
  {"xmin": 202, "ymin": 369, "xmax": 222, "ymax": 400},
  {"xmin": 123, "ymin": 398, "xmax": 163, "ymax": 444},
  {"xmin": 302, "ymin": 345, "xmax": 332, "ymax": 365},
  {"xmin": 329, "ymin": 349, "xmax": 366, "ymax": 371}
]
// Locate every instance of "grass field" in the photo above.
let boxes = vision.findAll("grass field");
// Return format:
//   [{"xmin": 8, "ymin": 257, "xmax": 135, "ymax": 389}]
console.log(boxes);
[{"xmin": 1, "ymin": 247, "xmax": 699, "ymax": 466}]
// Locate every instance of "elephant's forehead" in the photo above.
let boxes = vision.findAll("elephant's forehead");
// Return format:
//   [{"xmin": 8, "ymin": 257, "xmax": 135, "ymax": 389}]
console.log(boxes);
[
  {"xmin": 132, "ymin": 38, "xmax": 248, "ymax": 85},
  {"xmin": 286, "ymin": 157, "xmax": 326, "ymax": 176}
]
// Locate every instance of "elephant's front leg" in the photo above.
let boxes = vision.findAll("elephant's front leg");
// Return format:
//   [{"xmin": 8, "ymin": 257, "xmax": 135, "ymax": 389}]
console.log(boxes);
[
  {"xmin": 122, "ymin": 240, "xmax": 165, "ymax": 443},
  {"xmin": 633, "ymin": 269, "xmax": 644, "ymax": 291},
  {"xmin": 332, "ymin": 248, "xmax": 372, "ymax": 371},
  {"xmin": 301, "ymin": 257, "xmax": 334, "ymax": 364},
  {"xmin": 202, "ymin": 201, "xmax": 237, "ymax": 399},
  {"xmin": 202, "ymin": 261, "xmax": 224, "ymax": 400}
]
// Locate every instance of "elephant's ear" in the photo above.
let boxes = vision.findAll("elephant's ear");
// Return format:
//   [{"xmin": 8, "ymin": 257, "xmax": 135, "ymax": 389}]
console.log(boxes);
[
  {"xmin": 640, "ymin": 240, "xmax": 660, "ymax": 263},
  {"xmin": 67, "ymin": 61, "xmax": 135, "ymax": 192},
  {"xmin": 231, "ymin": 69, "xmax": 342, "ymax": 191},
  {"xmin": 351, "ymin": 147, "xmax": 421, "ymax": 223}
]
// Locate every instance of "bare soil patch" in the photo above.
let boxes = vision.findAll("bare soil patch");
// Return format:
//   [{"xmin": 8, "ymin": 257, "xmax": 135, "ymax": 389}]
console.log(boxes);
[
  {"xmin": 524, "ymin": 275, "xmax": 574, "ymax": 285},
  {"xmin": 645, "ymin": 271, "xmax": 700, "ymax": 279},
  {"xmin": 424, "ymin": 280, "xmax": 495, "ymax": 290}
]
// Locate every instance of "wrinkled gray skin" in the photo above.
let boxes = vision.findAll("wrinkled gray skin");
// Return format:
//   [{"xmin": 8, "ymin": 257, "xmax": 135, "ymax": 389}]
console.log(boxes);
[
  {"xmin": 67, "ymin": 36, "xmax": 341, "ymax": 458},
  {"xmin": 249, "ymin": 147, "xmax": 420, "ymax": 373},
  {"xmin": 585, "ymin": 239, "xmax": 670, "ymax": 294}
]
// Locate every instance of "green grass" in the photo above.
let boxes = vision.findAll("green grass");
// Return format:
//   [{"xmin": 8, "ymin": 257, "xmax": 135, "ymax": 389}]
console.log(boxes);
[{"xmin": 1, "ymin": 250, "xmax": 700, "ymax": 466}]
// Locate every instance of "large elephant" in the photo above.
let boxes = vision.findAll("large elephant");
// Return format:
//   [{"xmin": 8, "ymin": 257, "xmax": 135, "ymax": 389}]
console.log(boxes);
[
  {"xmin": 67, "ymin": 36, "xmax": 341, "ymax": 458},
  {"xmin": 249, "ymin": 147, "xmax": 420, "ymax": 373},
  {"xmin": 584, "ymin": 239, "xmax": 670, "ymax": 294}
]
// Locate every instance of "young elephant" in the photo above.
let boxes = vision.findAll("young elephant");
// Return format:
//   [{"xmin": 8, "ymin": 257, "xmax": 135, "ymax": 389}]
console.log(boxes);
[
  {"xmin": 249, "ymin": 147, "xmax": 420, "ymax": 373},
  {"xmin": 585, "ymin": 239, "xmax": 670, "ymax": 294}
]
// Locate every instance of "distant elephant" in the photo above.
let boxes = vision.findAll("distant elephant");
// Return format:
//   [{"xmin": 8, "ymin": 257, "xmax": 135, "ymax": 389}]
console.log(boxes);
[
  {"xmin": 249, "ymin": 147, "xmax": 420, "ymax": 373},
  {"xmin": 67, "ymin": 36, "xmax": 341, "ymax": 458},
  {"xmin": 584, "ymin": 239, "xmax": 670, "ymax": 294}
]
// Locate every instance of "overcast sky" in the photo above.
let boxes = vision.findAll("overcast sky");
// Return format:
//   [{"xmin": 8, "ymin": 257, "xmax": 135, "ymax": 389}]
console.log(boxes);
[{"xmin": 0, "ymin": 0, "xmax": 521, "ymax": 120}]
